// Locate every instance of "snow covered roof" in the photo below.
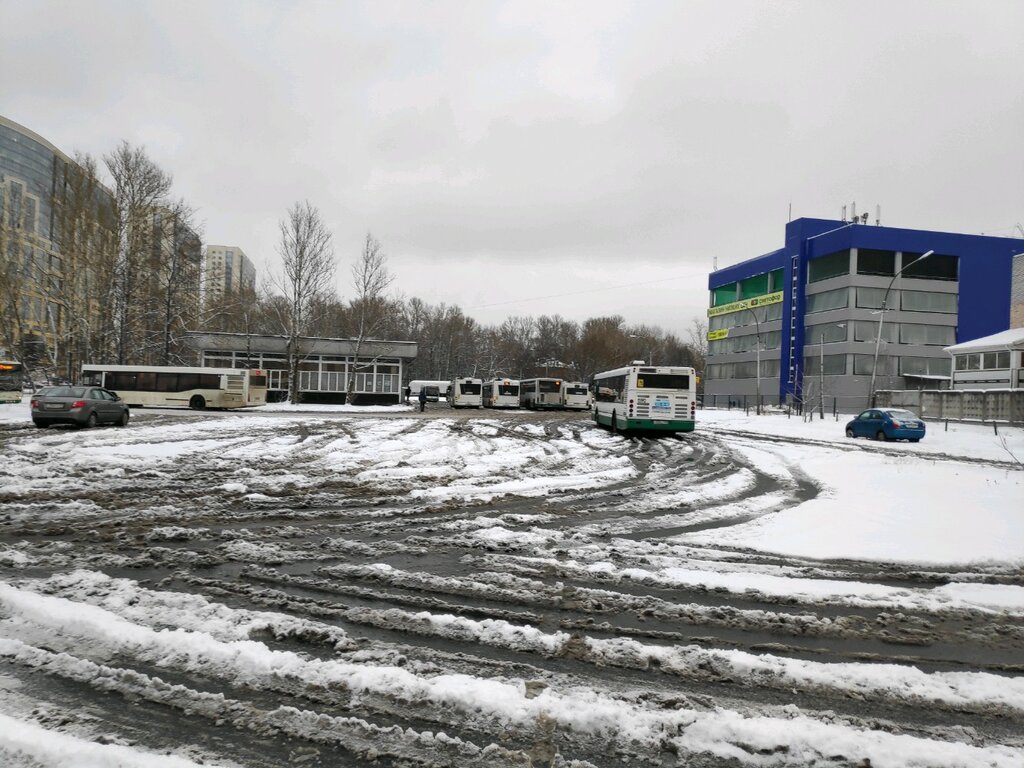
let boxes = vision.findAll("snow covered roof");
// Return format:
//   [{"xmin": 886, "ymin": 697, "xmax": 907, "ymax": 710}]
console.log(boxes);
[{"xmin": 944, "ymin": 327, "xmax": 1024, "ymax": 354}]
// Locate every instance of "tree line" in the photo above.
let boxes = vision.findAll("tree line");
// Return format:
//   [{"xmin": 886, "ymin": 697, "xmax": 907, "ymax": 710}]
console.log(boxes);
[
  {"xmin": 212, "ymin": 202, "xmax": 709, "ymax": 400},
  {"xmin": 2, "ymin": 142, "xmax": 706, "ymax": 394}
]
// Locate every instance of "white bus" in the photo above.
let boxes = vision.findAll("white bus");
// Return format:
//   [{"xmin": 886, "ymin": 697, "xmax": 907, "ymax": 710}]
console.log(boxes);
[
  {"xmin": 592, "ymin": 363, "xmax": 696, "ymax": 433},
  {"xmin": 80, "ymin": 364, "xmax": 268, "ymax": 409},
  {"xmin": 561, "ymin": 381, "xmax": 591, "ymax": 411},
  {"xmin": 0, "ymin": 360, "xmax": 24, "ymax": 404},
  {"xmin": 447, "ymin": 377, "xmax": 483, "ymax": 408},
  {"xmin": 408, "ymin": 380, "xmax": 451, "ymax": 402},
  {"xmin": 519, "ymin": 377, "xmax": 563, "ymax": 410},
  {"xmin": 483, "ymin": 379, "xmax": 520, "ymax": 409}
]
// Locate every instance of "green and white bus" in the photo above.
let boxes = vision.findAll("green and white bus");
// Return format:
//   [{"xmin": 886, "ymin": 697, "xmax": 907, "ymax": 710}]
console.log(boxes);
[
  {"xmin": 592, "ymin": 363, "xmax": 696, "ymax": 433},
  {"xmin": 81, "ymin": 364, "xmax": 267, "ymax": 409}
]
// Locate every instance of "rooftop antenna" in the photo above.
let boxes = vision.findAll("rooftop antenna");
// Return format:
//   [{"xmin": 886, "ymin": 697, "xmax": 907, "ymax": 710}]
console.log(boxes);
[
  {"xmin": 788, "ymin": 202, "xmax": 792, "ymax": 222},
  {"xmin": 713, "ymin": 255, "xmax": 718, "ymax": 271},
  {"xmin": 841, "ymin": 204, "xmax": 847, "ymax": 222},
  {"xmin": 875, "ymin": 205, "xmax": 881, "ymax": 226},
  {"xmin": 851, "ymin": 201, "xmax": 857, "ymax": 222}
]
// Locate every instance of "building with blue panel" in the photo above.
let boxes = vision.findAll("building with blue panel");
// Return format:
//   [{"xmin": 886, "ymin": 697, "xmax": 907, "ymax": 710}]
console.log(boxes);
[{"xmin": 705, "ymin": 217, "xmax": 1024, "ymax": 410}]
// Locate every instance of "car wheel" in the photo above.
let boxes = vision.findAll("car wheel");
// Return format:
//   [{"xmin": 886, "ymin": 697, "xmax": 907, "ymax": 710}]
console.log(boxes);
[
  {"xmin": 86, "ymin": 412, "xmax": 99, "ymax": 429},
  {"xmin": 32, "ymin": 419, "xmax": 47, "ymax": 429},
  {"xmin": 189, "ymin": 395, "xmax": 206, "ymax": 410},
  {"xmin": 875, "ymin": 430, "xmax": 887, "ymax": 441},
  {"xmin": 845, "ymin": 428, "xmax": 854, "ymax": 438},
  {"xmin": 117, "ymin": 410, "xmax": 129, "ymax": 427}
]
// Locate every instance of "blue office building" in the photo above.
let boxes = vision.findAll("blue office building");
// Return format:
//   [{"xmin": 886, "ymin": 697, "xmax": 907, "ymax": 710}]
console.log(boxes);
[{"xmin": 705, "ymin": 217, "xmax": 1024, "ymax": 409}]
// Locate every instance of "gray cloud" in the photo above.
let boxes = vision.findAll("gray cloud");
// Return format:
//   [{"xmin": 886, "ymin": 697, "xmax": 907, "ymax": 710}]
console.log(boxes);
[{"xmin": 2, "ymin": 0, "xmax": 1021, "ymax": 334}]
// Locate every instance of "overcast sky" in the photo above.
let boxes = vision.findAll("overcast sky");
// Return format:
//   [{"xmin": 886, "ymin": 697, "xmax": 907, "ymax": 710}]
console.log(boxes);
[{"xmin": 2, "ymin": 1, "xmax": 1021, "ymax": 335}]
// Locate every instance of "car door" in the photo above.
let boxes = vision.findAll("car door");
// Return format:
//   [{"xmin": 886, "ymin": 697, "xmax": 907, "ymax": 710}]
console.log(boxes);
[
  {"xmin": 93, "ymin": 388, "xmax": 115, "ymax": 422},
  {"xmin": 853, "ymin": 410, "xmax": 873, "ymax": 437}
]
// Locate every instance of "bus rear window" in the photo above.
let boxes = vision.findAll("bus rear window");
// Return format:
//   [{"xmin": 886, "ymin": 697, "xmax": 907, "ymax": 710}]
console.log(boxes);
[
  {"xmin": 637, "ymin": 374, "xmax": 690, "ymax": 390},
  {"xmin": 249, "ymin": 375, "xmax": 267, "ymax": 387},
  {"xmin": 538, "ymin": 380, "xmax": 561, "ymax": 393},
  {"xmin": 498, "ymin": 384, "xmax": 519, "ymax": 396},
  {"xmin": 565, "ymin": 386, "xmax": 587, "ymax": 395},
  {"xmin": 460, "ymin": 382, "xmax": 481, "ymax": 395}
]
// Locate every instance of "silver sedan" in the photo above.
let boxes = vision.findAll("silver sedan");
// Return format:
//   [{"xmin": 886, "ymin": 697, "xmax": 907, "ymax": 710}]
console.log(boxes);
[{"xmin": 31, "ymin": 386, "xmax": 130, "ymax": 428}]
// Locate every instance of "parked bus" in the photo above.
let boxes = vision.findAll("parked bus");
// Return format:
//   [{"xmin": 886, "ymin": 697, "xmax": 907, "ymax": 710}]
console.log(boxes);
[
  {"xmin": 561, "ymin": 380, "xmax": 591, "ymax": 411},
  {"xmin": 592, "ymin": 363, "xmax": 696, "ymax": 433},
  {"xmin": 447, "ymin": 377, "xmax": 483, "ymax": 408},
  {"xmin": 483, "ymin": 379, "xmax": 520, "ymax": 409},
  {"xmin": 0, "ymin": 360, "xmax": 24, "ymax": 404},
  {"xmin": 519, "ymin": 377, "xmax": 563, "ymax": 410},
  {"xmin": 80, "ymin": 364, "xmax": 267, "ymax": 409},
  {"xmin": 408, "ymin": 380, "xmax": 450, "ymax": 403}
]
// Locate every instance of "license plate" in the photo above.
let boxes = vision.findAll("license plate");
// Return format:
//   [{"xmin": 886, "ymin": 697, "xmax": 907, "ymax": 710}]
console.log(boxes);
[
  {"xmin": 653, "ymin": 419, "xmax": 668, "ymax": 424},
  {"xmin": 45, "ymin": 403, "xmax": 63, "ymax": 410}
]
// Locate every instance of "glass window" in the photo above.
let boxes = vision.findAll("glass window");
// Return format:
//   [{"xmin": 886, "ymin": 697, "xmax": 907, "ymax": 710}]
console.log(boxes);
[
  {"xmin": 768, "ymin": 268, "xmax": 785, "ymax": 293},
  {"xmin": 740, "ymin": 273, "xmax": 769, "ymax": 299},
  {"xmin": 594, "ymin": 375, "xmax": 625, "ymax": 401},
  {"xmin": 109, "ymin": 372, "xmax": 138, "ymax": 390},
  {"xmin": 983, "ymin": 351, "xmax": 1011, "ymax": 369},
  {"xmin": 856, "ymin": 249, "xmax": 895, "ymax": 276},
  {"xmin": 804, "ymin": 354, "xmax": 847, "ymax": 376},
  {"xmin": 637, "ymin": 374, "xmax": 691, "ymax": 389},
  {"xmin": 901, "ymin": 357, "xmax": 951, "ymax": 376},
  {"xmin": 899, "ymin": 324, "xmax": 956, "ymax": 346},
  {"xmin": 460, "ymin": 382, "xmax": 482, "ymax": 395},
  {"xmin": 853, "ymin": 355, "xmax": 897, "ymax": 375},
  {"xmin": 856, "ymin": 286, "xmax": 890, "ymax": 309},
  {"xmin": 854, "ymin": 320, "xmax": 898, "ymax": 343},
  {"xmin": 900, "ymin": 290, "xmax": 958, "ymax": 314},
  {"xmin": 713, "ymin": 283, "xmax": 737, "ymax": 306},
  {"xmin": 902, "ymin": 253, "xmax": 958, "ymax": 281},
  {"xmin": 806, "ymin": 323, "xmax": 847, "ymax": 344},
  {"xmin": 807, "ymin": 250, "xmax": 850, "ymax": 283},
  {"xmin": 805, "ymin": 287, "xmax": 848, "ymax": 313}
]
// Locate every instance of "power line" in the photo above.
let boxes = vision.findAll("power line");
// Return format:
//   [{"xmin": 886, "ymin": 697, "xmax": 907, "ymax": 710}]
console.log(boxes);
[{"xmin": 466, "ymin": 270, "xmax": 706, "ymax": 311}]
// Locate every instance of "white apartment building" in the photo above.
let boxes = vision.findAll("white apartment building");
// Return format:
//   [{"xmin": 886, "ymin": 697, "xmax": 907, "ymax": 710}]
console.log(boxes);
[{"xmin": 205, "ymin": 245, "xmax": 256, "ymax": 300}]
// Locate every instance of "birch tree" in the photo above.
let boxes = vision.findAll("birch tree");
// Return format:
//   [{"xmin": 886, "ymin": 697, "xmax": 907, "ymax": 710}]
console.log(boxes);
[
  {"xmin": 345, "ymin": 232, "xmax": 394, "ymax": 403},
  {"xmin": 273, "ymin": 201, "xmax": 335, "ymax": 403}
]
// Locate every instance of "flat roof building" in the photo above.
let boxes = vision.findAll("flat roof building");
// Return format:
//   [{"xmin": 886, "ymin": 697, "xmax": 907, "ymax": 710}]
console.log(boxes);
[{"xmin": 705, "ymin": 217, "xmax": 1024, "ymax": 410}]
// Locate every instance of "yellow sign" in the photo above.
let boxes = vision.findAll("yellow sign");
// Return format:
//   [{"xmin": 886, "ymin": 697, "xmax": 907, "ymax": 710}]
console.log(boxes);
[
  {"xmin": 707, "ymin": 291, "xmax": 784, "ymax": 318},
  {"xmin": 707, "ymin": 329, "xmax": 730, "ymax": 341}
]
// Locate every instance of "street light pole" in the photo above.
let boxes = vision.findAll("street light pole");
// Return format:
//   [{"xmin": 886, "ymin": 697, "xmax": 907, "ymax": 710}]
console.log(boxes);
[{"xmin": 867, "ymin": 250, "xmax": 933, "ymax": 407}]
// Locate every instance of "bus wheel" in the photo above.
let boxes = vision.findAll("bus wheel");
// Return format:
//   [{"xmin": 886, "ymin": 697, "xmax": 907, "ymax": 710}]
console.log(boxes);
[
  {"xmin": 610, "ymin": 411, "xmax": 618, "ymax": 434},
  {"xmin": 189, "ymin": 395, "xmax": 206, "ymax": 410}
]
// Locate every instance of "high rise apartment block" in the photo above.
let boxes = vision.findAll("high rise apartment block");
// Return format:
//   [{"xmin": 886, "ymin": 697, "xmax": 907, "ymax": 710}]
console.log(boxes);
[{"xmin": 205, "ymin": 245, "xmax": 256, "ymax": 301}]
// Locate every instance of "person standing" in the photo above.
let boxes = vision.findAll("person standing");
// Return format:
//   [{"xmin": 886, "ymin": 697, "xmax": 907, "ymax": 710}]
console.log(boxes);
[{"xmin": 418, "ymin": 386, "xmax": 427, "ymax": 413}]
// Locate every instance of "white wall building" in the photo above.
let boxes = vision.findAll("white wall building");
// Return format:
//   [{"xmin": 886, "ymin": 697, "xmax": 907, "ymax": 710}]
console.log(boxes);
[{"xmin": 205, "ymin": 245, "xmax": 256, "ymax": 300}]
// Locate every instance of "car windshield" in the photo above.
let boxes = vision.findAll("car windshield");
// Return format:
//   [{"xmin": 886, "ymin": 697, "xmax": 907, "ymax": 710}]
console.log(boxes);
[{"xmin": 885, "ymin": 409, "xmax": 918, "ymax": 419}]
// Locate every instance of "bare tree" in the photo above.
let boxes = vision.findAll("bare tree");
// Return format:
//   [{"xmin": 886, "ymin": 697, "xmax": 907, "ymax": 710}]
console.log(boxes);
[
  {"xmin": 272, "ymin": 201, "xmax": 335, "ymax": 403},
  {"xmin": 687, "ymin": 316, "xmax": 708, "ymax": 374},
  {"xmin": 345, "ymin": 232, "xmax": 394, "ymax": 403},
  {"xmin": 104, "ymin": 142, "xmax": 173, "ymax": 363}
]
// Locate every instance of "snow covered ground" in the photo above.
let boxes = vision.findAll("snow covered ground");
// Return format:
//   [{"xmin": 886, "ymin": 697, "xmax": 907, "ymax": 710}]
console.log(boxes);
[{"xmin": 0, "ymin": 400, "xmax": 1021, "ymax": 766}]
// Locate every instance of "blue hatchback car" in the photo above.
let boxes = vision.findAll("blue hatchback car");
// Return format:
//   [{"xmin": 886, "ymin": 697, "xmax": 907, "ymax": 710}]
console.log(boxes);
[{"xmin": 845, "ymin": 408, "xmax": 926, "ymax": 442}]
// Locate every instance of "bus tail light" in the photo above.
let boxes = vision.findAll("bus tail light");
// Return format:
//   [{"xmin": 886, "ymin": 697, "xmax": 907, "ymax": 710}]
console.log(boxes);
[{"xmin": 628, "ymin": 398, "xmax": 634, "ymax": 416}]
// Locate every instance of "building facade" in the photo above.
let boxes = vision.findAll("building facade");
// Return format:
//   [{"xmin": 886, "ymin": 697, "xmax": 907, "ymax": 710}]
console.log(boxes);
[
  {"xmin": 183, "ymin": 331, "xmax": 418, "ymax": 404},
  {"xmin": 205, "ymin": 244, "xmax": 256, "ymax": 301},
  {"xmin": 0, "ymin": 114, "xmax": 115, "ymax": 368},
  {"xmin": 1012, "ymin": 253, "xmax": 1024, "ymax": 330},
  {"xmin": 705, "ymin": 217, "xmax": 1024, "ymax": 410}
]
